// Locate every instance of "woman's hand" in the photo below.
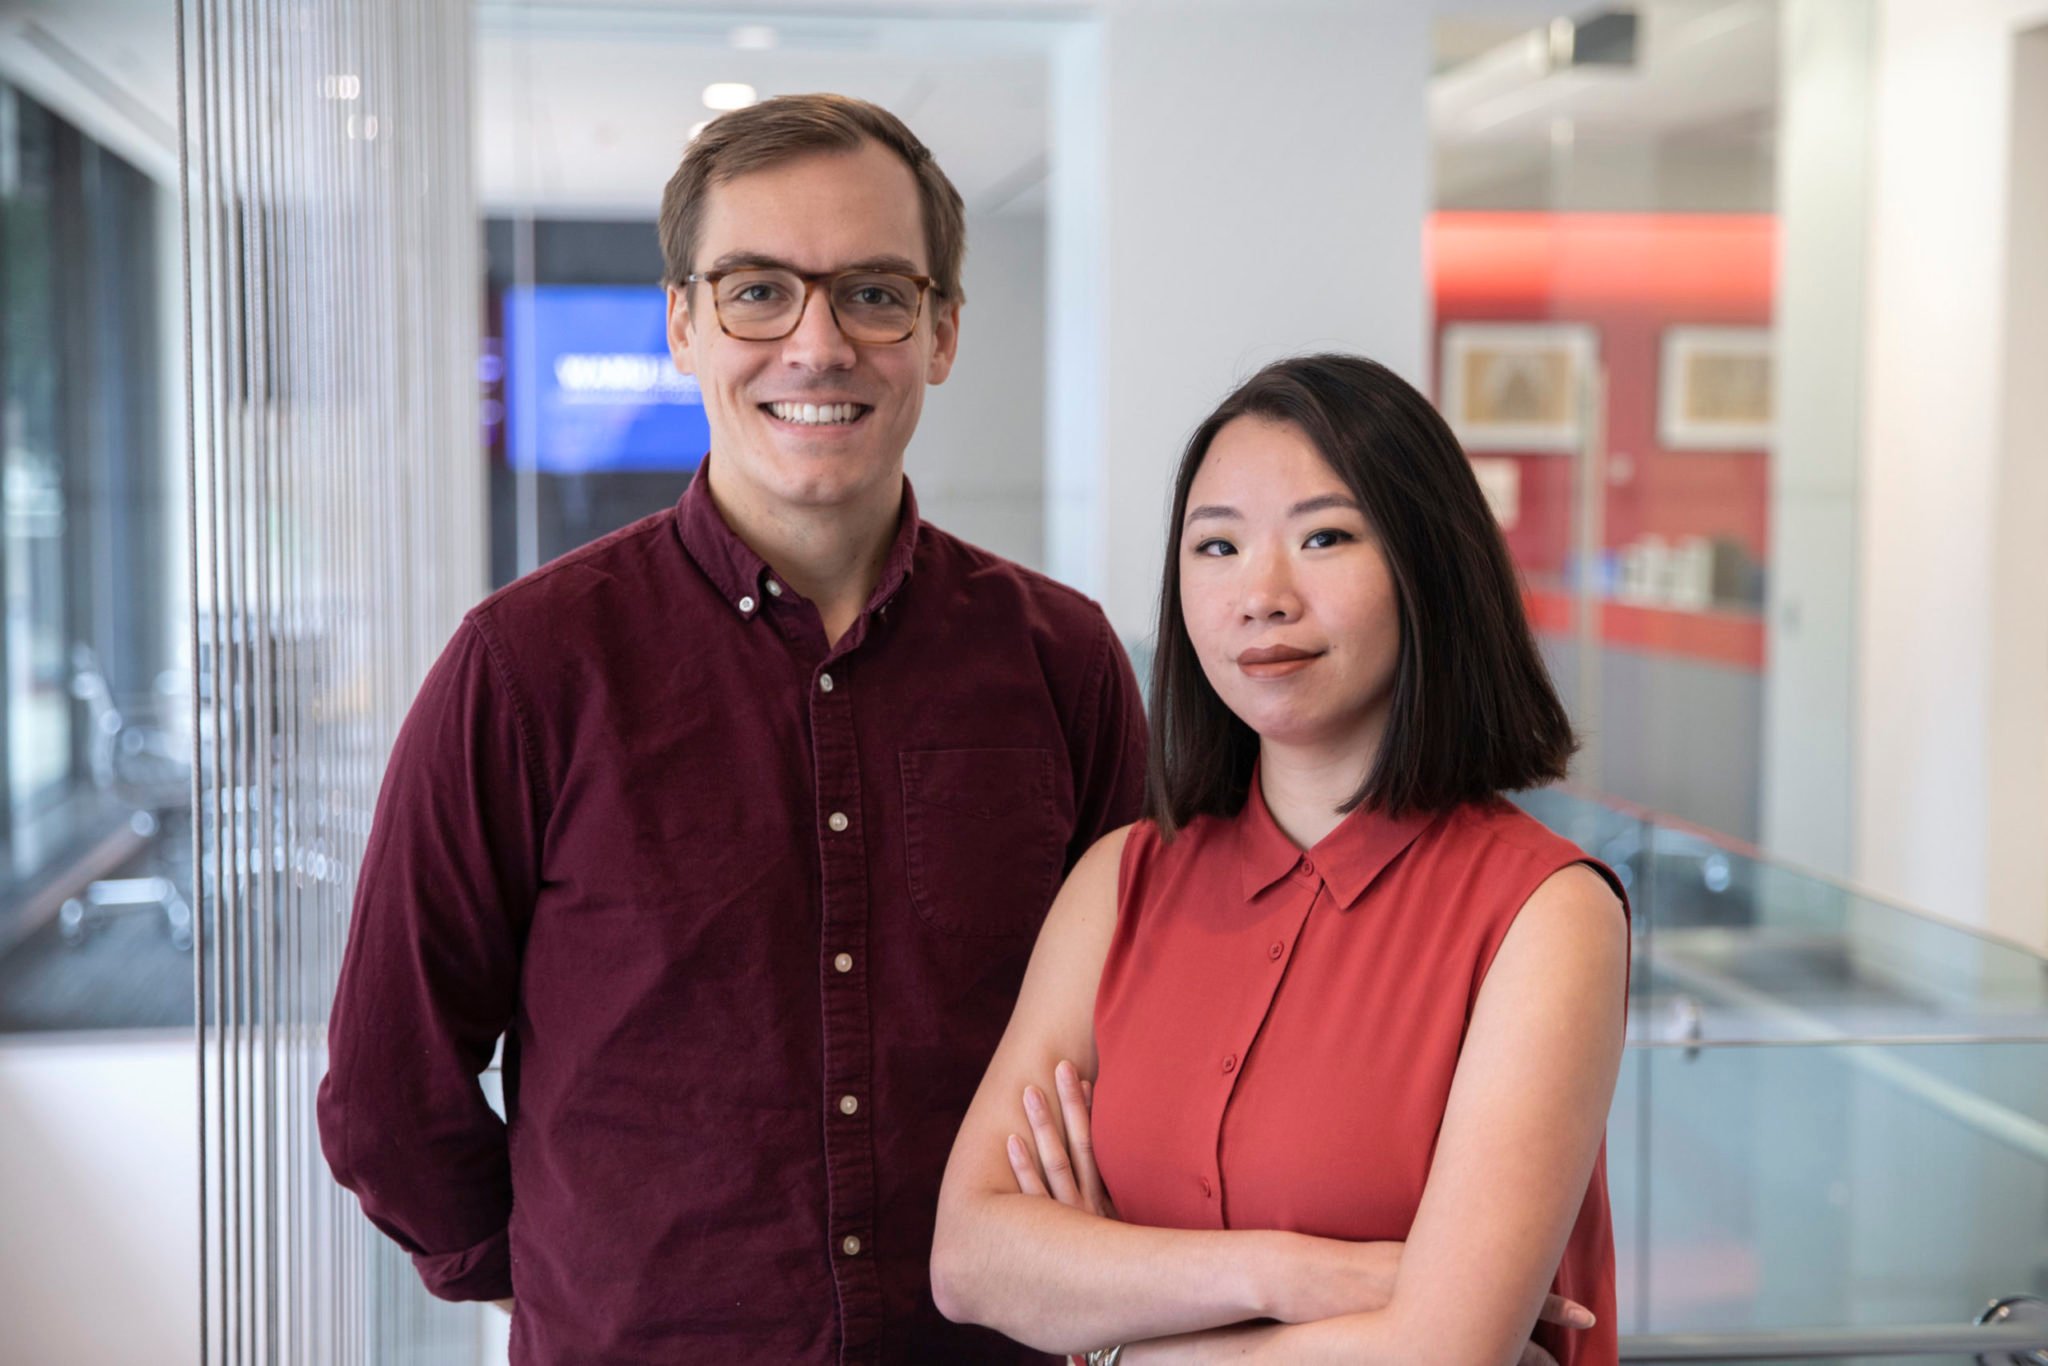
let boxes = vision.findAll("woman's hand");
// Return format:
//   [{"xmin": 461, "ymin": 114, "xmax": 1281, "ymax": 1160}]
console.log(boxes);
[
  {"xmin": 1006, "ymin": 1058, "xmax": 1595, "ymax": 1366},
  {"xmin": 1006, "ymin": 1059, "xmax": 1118, "ymax": 1221}
]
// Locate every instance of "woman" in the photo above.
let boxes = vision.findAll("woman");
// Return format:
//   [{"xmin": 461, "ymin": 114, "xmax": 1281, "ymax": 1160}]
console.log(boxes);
[{"xmin": 930, "ymin": 354, "xmax": 1628, "ymax": 1365}]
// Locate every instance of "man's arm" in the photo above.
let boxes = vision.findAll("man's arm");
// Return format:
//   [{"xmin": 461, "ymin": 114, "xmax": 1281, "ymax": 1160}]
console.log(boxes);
[
  {"xmin": 1064, "ymin": 612, "xmax": 1149, "ymax": 864},
  {"xmin": 316, "ymin": 615, "xmax": 543, "ymax": 1302}
]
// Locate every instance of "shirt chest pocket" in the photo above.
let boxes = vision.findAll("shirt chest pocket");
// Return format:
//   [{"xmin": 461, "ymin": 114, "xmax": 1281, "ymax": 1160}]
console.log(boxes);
[{"xmin": 900, "ymin": 747, "xmax": 1067, "ymax": 937}]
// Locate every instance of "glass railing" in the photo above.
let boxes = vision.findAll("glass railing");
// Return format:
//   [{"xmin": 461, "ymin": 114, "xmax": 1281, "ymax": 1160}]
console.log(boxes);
[{"xmin": 1518, "ymin": 787, "xmax": 2048, "ymax": 1363}]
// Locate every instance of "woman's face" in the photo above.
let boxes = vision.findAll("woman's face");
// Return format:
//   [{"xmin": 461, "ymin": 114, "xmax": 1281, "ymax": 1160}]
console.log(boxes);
[{"xmin": 1179, "ymin": 415, "xmax": 1401, "ymax": 757}]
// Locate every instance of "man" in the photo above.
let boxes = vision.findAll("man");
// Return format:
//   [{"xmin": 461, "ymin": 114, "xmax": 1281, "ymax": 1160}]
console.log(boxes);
[{"xmin": 318, "ymin": 94, "xmax": 1146, "ymax": 1364}]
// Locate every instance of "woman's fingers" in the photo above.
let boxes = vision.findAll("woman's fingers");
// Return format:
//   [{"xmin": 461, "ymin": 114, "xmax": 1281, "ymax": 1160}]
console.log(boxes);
[
  {"xmin": 1005, "ymin": 1133, "xmax": 1048, "ymax": 1198},
  {"xmin": 1054, "ymin": 1060, "xmax": 1113, "ymax": 1218},
  {"xmin": 1023, "ymin": 1084, "xmax": 1082, "ymax": 1204},
  {"xmin": 1536, "ymin": 1294, "xmax": 1595, "ymax": 1330}
]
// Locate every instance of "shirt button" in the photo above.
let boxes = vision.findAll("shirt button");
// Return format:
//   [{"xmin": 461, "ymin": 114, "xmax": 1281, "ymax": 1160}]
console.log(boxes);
[
  {"xmin": 1222, "ymin": 1054, "xmax": 1238, "ymax": 1074},
  {"xmin": 833, "ymin": 952, "xmax": 853, "ymax": 973},
  {"xmin": 839, "ymin": 1094, "xmax": 859, "ymax": 1116},
  {"xmin": 737, "ymin": 595, "xmax": 756, "ymax": 614},
  {"xmin": 1268, "ymin": 941, "xmax": 1284, "ymax": 960},
  {"xmin": 819, "ymin": 672, "xmax": 835, "ymax": 693},
  {"xmin": 827, "ymin": 811, "xmax": 849, "ymax": 833},
  {"xmin": 764, "ymin": 579, "xmax": 783, "ymax": 597},
  {"xmin": 1299, "ymin": 857, "xmax": 1315, "ymax": 877},
  {"xmin": 841, "ymin": 1235, "xmax": 862, "ymax": 1257}
]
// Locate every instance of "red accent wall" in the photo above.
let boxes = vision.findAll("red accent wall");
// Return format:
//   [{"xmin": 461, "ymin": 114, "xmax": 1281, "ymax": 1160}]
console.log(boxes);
[{"xmin": 1430, "ymin": 212, "xmax": 1775, "ymax": 670}]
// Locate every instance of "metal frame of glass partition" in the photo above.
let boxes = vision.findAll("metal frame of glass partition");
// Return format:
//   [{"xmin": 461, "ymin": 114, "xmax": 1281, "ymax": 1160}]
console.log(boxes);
[{"xmin": 1517, "ymin": 787, "xmax": 2048, "ymax": 1364}]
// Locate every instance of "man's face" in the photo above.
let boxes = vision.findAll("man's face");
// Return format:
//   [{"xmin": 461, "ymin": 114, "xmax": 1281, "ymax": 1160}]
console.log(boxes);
[{"xmin": 667, "ymin": 141, "xmax": 960, "ymax": 517}]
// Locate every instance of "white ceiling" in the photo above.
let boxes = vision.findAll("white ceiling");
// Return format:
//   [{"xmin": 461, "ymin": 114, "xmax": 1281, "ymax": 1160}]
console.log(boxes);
[
  {"xmin": 473, "ymin": 8, "xmax": 1059, "ymax": 218},
  {"xmin": 5, "ymin": 0, "xmax": 1782, "ymax": 219}
]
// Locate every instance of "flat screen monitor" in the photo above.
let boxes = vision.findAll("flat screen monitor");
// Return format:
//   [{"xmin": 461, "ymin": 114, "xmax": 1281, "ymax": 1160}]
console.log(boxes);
[{"xmin": 503, "ymin": 284, "xmax": 710, "ymax": 473}]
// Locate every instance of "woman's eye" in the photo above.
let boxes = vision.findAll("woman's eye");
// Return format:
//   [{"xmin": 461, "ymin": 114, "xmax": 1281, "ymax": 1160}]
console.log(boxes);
[
  {"xmin": 1303, "ymin": 529, "xmax": 1355, "ymax": 550},
  {"xmin": 1191, "ymin": 538, "xmax": 1235, "ymax": 557}
]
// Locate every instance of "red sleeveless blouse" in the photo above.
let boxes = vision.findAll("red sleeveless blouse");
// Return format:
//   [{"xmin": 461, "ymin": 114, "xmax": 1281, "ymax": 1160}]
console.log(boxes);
[{"xmin": 1091, "ymin": 780, "xmax": 1626, "ymax": 1365}]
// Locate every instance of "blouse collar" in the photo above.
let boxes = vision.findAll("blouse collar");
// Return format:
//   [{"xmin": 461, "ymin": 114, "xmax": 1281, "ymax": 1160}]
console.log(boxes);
[{"xmin": 1235, "ymin": 763, "xmax": 1441, "ymax": 910}]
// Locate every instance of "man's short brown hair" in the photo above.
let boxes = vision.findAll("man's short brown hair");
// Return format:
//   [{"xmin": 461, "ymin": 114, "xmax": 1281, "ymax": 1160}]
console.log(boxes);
[{"xmin": 659, "ymin": 93, "xmax": 967, "ymax": 304}]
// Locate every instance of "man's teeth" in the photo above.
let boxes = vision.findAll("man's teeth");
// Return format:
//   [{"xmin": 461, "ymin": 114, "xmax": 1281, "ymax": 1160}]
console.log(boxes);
[{"xmin": 768, "ymin": 402, "xmax": 863, "ymax": 425}]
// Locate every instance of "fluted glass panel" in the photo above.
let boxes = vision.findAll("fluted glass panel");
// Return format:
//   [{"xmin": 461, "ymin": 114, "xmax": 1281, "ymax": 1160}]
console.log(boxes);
[{"xmin": 176, "ymin": 0, "xmax": 483, "ymax": 1361}]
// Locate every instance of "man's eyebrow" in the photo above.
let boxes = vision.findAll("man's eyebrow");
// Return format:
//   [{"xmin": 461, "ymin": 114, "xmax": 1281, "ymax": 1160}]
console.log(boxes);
[
  {"xmin": 705, "ymin": 250, "xmax": 793, "ymax": 274},
  {"xmin": 841, "ymin": 254, "xmax": 923, "ymax": 275},
  {"xmin": 704, "ymin": 251, "xmax": 924, "ymax": 276}
]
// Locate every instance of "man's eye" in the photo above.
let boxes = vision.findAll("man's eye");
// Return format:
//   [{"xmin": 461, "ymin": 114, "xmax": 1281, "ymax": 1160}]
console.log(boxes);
[
  {"xmin": 1304, "ymin": 529, "xmax": 1355, "ymax": 550},
  {"xmin": 1192, "ymin": 539, "xmax": 1235, "ymax": 557},
  {"xmin": 735, "ymin": 284, "xmax": 784, "ymax": 304}
]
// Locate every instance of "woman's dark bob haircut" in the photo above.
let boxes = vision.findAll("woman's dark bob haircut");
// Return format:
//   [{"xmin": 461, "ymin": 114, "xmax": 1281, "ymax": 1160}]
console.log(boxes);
[{"xmin": 1144, "ymin": 353, "xmax": 1576, "ymax": 837}]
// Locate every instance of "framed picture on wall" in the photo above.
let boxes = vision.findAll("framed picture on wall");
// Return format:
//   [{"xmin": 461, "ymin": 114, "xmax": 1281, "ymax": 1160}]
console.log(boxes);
[
  {"xmin": 1659, "ymin": 326, "xmax": 1774, "ymax": 449},
  {"xmin": 1439, "ymin": 323, "xmax": 1598, "ymax": 453}
]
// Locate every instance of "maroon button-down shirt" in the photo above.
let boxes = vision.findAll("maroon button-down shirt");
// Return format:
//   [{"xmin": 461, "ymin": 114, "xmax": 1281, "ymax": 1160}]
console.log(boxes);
[{"xmin": 317, "ymin": 465, "xmax": 1147, "ymax": 1364}]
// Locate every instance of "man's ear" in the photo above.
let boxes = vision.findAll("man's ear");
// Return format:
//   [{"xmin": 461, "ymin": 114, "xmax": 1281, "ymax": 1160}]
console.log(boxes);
[
  {"xmin": 666, "ymin": 283, "xmax": 696, "ymax": 375},
  {"xmin": 925, "ymin": 296, "xmax": 961, "ymax": 386}
]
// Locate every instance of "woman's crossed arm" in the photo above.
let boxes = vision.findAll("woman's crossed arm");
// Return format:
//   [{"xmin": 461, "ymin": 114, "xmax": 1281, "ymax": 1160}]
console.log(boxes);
[{"xmin": 929, "ymin": 833, "xmax": 1617, "ymax": 1364}]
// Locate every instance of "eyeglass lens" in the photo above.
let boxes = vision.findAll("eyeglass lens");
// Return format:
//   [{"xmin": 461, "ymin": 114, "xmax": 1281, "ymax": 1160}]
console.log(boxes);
[{"xmin": 715, "ymin": 269, "xmax": 922, "ymax": 342}]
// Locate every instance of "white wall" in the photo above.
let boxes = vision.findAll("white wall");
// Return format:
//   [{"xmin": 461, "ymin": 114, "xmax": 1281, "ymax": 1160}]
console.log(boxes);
[
  {"xmin": 0, "ymin": 1034, "xmax": 199, "ymax": 1366},
  {"xmin": 906, "ymin": 211, "xmax": 1048, "ymax": 570},
  {"xmin": 1859, "ymin": 0, "xmax": 2048, "ymax": 948},
  {"xmin": 1990, "ymin": 21, "xmax": 2048, "ymax": 946},
  {"xmin": 1047, "ymin": 0, "xmax": 1431, "ymax": 640},
  {"xmin": 1762, "ymin": 0, "xmax": 1876, "ymax": 881}
]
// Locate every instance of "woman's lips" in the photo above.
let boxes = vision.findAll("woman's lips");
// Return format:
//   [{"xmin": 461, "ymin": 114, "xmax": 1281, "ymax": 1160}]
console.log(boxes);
[{"xmin": 1238, "ymin": 645, "xmax": 1320, "ymax": 678}]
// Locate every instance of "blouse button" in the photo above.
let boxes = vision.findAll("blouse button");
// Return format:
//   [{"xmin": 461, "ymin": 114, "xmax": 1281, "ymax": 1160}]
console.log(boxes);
[
  {"xmin": 1200, "ymin": 1176, "xmax": 1214, "ymax": 1198},
  {"xmin": 1221, "ymin": 1053, "xmax": 1238, "ymax": 1074},
  {"xmin": 1298, "ymin": 856, "xmax": 1315, "ymax": 877},
  {"xmin": 1268, "ymin": 941, "xmax": 1284, "ymax": 960}
]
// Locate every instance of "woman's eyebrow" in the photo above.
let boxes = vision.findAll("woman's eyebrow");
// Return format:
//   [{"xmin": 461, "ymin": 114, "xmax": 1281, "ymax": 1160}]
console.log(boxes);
[
  {"xmin": 1185, "ymin": 504, "xmax": 1238, "ymax": 524},
  {"xmin": 1289, "ymin": 493, "xmax": 1361, "ymax": 517}
]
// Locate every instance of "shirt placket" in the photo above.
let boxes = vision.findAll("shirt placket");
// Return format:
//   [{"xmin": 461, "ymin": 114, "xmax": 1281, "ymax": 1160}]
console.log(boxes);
[
  {"xmin": 810, "ymin": 651, "xmax": 882, "ymax": 1363},
  {"xmin": 1210, "ymin": 861, "xmax": 1323, "ymax": 1227}
]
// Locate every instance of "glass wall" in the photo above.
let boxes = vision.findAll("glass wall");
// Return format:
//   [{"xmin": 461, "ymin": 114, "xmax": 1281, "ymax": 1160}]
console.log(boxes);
[
  {"xmin": 1429, "ymin": 1, "xmax": 1841, "ymax": 855},
  {"xmin": 0, "ymin": 78, "xmax": 187, "ymax": 1025}
]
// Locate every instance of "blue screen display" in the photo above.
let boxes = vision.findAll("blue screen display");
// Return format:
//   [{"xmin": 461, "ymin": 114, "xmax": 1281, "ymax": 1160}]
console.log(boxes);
[{"xmin": 503, "ymin": 285, "xmax": 710, "ymax": 473}]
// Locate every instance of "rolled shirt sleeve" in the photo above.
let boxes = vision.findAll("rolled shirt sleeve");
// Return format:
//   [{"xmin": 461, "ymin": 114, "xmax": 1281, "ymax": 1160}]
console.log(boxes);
[{"xmin": 317, "ymin": 614, "xmax": 545, "ymax": 1301}]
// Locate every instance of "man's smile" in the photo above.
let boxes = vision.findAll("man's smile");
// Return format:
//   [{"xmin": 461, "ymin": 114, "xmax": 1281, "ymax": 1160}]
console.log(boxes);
[{"xmin": 760, "ymin": 400, "xmax": 874, "ymax": 428}]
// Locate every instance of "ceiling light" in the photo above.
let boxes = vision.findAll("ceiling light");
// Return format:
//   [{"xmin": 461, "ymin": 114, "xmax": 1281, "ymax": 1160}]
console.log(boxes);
[
  {"xmin": 729, "ymin": 25, "xmax": 778, "ymax": 52},
  {"xmin": 702, "ymin": 83, "xmax": 757, "ymax": 112}
]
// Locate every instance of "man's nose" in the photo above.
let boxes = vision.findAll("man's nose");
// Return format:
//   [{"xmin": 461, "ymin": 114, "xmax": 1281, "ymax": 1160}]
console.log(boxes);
[{"xmin": 780, "ymin": 284, "xmax": 858, "ymax": 370}]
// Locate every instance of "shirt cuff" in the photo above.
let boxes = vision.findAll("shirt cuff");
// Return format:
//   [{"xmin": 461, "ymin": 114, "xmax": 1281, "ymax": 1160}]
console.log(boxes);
[{"xmin": 410, "ymin": 1225, "xmax": 512, "ymax": 1302}]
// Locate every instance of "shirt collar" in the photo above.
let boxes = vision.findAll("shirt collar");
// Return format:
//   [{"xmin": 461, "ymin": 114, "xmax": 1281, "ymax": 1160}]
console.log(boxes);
[
  {"xmin": 1236, "ymin": 764, "xmax": 1440, "ymax": 909},
  {"xmin": 673, "ymin": 455, "xmax": 922, "ymax": 621}
]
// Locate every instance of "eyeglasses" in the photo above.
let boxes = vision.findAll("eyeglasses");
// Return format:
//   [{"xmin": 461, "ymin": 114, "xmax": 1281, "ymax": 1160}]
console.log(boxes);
[{"xmin": 685, "ymin": 267, "xmax": 937, "ymax": 344}]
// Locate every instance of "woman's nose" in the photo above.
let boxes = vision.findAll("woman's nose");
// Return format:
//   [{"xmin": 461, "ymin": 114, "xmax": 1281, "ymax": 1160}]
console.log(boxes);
[{"xmin": 1240, "ymin": 556, "xmax": 1301, "ymax": 622}]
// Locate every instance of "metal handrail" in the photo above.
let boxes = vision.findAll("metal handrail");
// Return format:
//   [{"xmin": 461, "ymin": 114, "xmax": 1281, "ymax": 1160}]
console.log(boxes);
[{"xmin": 1620, "ymin": 1295, "xmax": 2048, "ymax": 1361}]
